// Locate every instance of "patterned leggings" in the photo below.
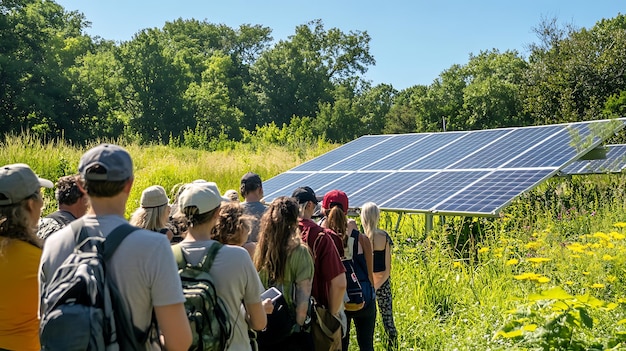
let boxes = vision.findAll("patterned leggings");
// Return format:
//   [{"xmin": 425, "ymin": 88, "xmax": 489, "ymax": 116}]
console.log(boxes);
[{"xmin": 376, "ymin": 278, "xmax": 398, "ymax": 350}]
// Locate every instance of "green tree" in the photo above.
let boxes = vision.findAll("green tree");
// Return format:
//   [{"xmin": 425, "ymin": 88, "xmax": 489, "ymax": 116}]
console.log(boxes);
[
  {"xmin": 183, "ymin": 51, "xmax": 243, "ymax": 141},
  {"xmin": 523, "ymin": 15, "xmax": 626, "ymax": 124},
  {"xmin": 0, "ymin": 0, "xmax": 93, "ymax": 140},
  {"xmin": 384, "ymin": 85, "xmax": 427, "ymax": 133},
  {"xmin": 117, "ymin": 28, "xmax": 191, "ymax": 142},
  {"xmin": 251, "ymin": 19, "xmax": 375, "ymax": 127},
  {"xmin": 459, "ymin": 50, "xmax": 529, "ymax": 130}
]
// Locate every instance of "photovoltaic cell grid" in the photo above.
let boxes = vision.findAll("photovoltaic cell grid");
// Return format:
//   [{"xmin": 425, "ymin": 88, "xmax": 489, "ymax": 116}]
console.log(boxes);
[
  {"xmin": 263, "ymin": 118, "xmax": 626, "ymax": 216},
  {"xmin": 561, "ymin": 144, "xmax": 626, "ymax": 175}
]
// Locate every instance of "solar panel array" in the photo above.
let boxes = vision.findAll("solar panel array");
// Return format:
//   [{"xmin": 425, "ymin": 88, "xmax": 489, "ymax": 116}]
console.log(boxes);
[
  {"xmin": 561, "ymin": 144, "xmax": 626, "ymax": 175},
  {"xmin": 262, "ymin": 118, "xmax": 625, "ymax": 217}
]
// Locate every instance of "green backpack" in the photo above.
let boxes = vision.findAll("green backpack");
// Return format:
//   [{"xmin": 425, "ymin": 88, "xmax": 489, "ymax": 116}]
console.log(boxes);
[{"xmin": 172, "ymin": 243, "xmax": 232, "ymax": 351}]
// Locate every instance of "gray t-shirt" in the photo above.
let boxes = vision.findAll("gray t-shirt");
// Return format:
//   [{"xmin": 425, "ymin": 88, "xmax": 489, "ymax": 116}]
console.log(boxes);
[
  {"xmin": 178, "ymin": 240, "xmax": 264, "ymax": 351},
  {"xmin": 241, "ymin": 201, "xmax": 267, "ymax": 243},
  {"xmin": 39, "ymin": 214, "xmax": 185, "ymax": 350}
]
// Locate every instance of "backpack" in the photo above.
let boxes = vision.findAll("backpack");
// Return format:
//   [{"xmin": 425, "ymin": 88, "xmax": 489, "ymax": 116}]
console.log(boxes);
[
  {"xmin": 40, "ymin": 219, "xmax": 152, "ymax": 350},
  {"xmin": 343, "ymin": 229, "xmax": 366, "ymax": 312},
  {"xmin": 172, "ymin": 242, "xmax": 232, "ymax": 351}
]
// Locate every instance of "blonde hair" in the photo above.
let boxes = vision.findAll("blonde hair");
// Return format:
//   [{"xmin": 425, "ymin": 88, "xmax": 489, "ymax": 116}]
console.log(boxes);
[
  {"xmin": 129, "ymin": 204, "xmax": 169, "ymax": 231},
  {"xmin": 360, "ymin": 202, "xmax": 380, "ymax": 242}
]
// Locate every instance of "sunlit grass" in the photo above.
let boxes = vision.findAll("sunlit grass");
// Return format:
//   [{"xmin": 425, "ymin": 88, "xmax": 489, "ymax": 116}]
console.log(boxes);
[{"xmin": 4, "ymin": 135, "xmax": 626, "ymax": 350}]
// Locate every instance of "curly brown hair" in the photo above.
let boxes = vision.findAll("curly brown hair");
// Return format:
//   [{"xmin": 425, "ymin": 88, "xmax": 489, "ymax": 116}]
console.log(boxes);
[
  {"xmin": 253, "ymin": 196, "xmax": 301, "ymax": 284},
  {"xmin": 55, "ymin": 175, "xmax": 84, "ymax": 205},
  {"xmin": 213, "ymin": 202, "xmax": 254, "ymax": 245}
]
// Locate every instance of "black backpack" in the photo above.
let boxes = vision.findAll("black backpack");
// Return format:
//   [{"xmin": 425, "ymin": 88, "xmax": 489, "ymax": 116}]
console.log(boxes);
[
  {"xmin": 40, "ymin": 220, "xmax": 153, "ymax": 350},
  {"xmin": 343, "ymin": 229, "xmax": 366, "ymax": 312},
  {"xmin": 172, "ymin": 242, "xmax": 232, "ymax": 351}
]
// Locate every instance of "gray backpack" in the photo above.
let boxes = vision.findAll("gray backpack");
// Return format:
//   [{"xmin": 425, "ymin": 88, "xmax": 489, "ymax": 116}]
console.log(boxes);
[{"xmin": 40, "ymin": 220, "xmax": 153, "ymax": 350}]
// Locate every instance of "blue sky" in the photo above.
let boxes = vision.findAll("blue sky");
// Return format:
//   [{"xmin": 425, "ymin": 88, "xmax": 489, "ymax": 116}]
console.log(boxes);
[{"xmin": 55, "ymin": 0, "xmax": 624, "ymax": 90}]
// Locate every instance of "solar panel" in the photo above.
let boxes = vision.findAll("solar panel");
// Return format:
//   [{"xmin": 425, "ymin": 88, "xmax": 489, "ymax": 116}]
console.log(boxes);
[
  {"xmin": 262, "ymin": 118, "xmax": 626, "ymax": 216},
  {"xmin": 561, "ymin": 144, "xmax": 626, "ymax": 175}
]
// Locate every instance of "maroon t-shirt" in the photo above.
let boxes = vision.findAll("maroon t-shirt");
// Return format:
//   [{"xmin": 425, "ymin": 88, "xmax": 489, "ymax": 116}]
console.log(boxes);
[{"xmin": 298, "ymin": 218, "xmax": 346, "ymax": 309}]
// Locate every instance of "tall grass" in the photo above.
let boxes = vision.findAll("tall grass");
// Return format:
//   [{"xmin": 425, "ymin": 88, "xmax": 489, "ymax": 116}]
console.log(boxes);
[{"xmin": 5, "ymin": 136, "xmax": 626, "ymax": 350}]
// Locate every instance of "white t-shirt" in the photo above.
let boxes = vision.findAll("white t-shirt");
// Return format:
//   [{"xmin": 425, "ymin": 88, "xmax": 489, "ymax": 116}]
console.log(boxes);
[
  {"xmin": 178, "ymin": 240, "xmax": 264, "ymax": 351},
  {"xmin": 39, "ymin": 214, "xmax": 185, "ymax": 350}
]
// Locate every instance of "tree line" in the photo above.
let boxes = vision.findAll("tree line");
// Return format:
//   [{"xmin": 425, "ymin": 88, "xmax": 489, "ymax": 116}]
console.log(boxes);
[{"xmin": 2, "ymin": 0, "xmax": 625, "ymax": 148}]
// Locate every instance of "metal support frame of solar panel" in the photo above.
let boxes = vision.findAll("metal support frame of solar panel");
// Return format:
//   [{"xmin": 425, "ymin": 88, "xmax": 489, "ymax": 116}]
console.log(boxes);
[
  {"xmin": 262, "ymin": 118, "xmax": 626, "ymax": 217},
  {"xmin": 560, "ymin": 144, "xmax": 626, "ymax": 175}
]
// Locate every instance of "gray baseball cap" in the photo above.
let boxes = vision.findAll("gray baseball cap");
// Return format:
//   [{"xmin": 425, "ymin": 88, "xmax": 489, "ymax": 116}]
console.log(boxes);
[
  {"xmin": 79, "ymin": 144, "xmax": 133, "ymax": 181},
  {"xmin": 0, "ymin": 163, "xmax": 53, "ymax": 205}
]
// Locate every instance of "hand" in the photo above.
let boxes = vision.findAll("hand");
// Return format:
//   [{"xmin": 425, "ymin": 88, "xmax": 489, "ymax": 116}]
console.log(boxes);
[
  {"xmin": 262, "ymin": 298, "xmax": 274, "ymax": 314},
  {"xmin": 347, "ymin": 219, "xmax": 358, "ymax": 234}
]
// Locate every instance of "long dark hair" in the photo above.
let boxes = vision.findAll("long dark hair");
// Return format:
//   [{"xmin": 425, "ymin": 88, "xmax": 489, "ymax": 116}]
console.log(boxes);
[
  {"xmin": 326, "ymin": 205, "xmax": 348, "ymax": 247},
  {"xmin": 254, "ymin": 196, "xmax": 301, "ymax": 284}
]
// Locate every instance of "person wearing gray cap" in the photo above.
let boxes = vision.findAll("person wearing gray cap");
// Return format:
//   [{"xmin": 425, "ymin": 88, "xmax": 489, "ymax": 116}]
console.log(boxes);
[
  {"xmin": 38, "ymin": 144, "xmax": 192, "ymax": 350},
  {"xmin": 0, "ymin": 163, "xmax": 52, "ymax": 351}
]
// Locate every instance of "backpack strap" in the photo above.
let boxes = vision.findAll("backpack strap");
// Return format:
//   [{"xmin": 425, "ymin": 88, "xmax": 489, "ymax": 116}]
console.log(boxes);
[
  {"xmin": 172, "ymin": 244, "xmax": 186, "ymax": 270},
  {"xmin": 171, "ymin": 241, "xmax": 223, "ymax": 271},
  {"xmin": 104, "ymin": 223, "xmax": 138, "ymax": 261},
  {"xmin": 46, "ymin": 210, "xmax": 76, "ymax": 226},
  {"xmin": 200, "ymin": 242, "xmax": 223, "ymax": 272}
]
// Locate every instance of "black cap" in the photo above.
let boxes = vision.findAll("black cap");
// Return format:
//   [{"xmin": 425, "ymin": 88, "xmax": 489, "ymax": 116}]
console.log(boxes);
[
  {"xmin": 292, "ymin": 186, "xmax": 318, "ymax": 204},
  {"xmin": 240, "ymin": 172, "xmax": 262, "ymax": 194}
]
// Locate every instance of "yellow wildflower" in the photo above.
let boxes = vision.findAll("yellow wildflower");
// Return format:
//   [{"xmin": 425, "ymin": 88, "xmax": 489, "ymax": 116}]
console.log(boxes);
[
  {"xmin": 610, "ymin": 231, "xmax": 625, "ymax": 240},
  {"xmin": 478, "ymin": 247, "xmax": 489, "ymax": 254},
  {"xmin": 524, "ymin": 241, "xmax": 542, "ymax": 250},
  {"xmin": 592, "ymin": 232, "xmax": 610, "ymax": 240},
  {"xmin": 522, "ymin": 324, "xmax": 537, "ymax": 332},
  {"xmin": 614, "ymin": 222, "xmax": 626, "ymax": 228},
  {"xmin": 565, "ymin": 281, "xmax": 574, "ymax": 285},
  {"xmin": 506, "ymin": 259, "xmax": 519, "ymax": 266},
  {"xmin": 566, "ymin": 243, "xmax": 586, "ymax": 253},
  {"xmin": 591, "ymin": 283, "xmax": 605, "ymax": 289},
  {"xmin": 514, "ymin": 272, "xmax": 540, "ymax": 281},
  {"xmin": 582, "ymin": 271, "xmax": 590, "ymax": 275},
  {"xmin": 453, "ymin": 261, "xmax": 462, "ymax": 268},
  {"xmin": 537, "ymin": 277, "xmax": 550, "ymax": 283},
  {"xmin": 527, "ymin": 257, "xmax": 551, "ymax": 263},
  {"xmin": 602, "ymin": 254, "xmax": 615, "ymax": 261},
  {"xmin": 607, "ymin": 275, "xmax": 617, "ymax": 283}
]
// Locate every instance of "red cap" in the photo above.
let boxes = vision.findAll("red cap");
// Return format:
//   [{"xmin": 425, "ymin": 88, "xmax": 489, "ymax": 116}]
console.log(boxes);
[{"xmin": 322, "ymin": 189, "xmax": 349, "ymax": 213}]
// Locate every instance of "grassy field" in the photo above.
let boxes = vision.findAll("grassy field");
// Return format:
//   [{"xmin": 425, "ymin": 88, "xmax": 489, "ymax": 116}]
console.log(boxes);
[{"xmin": 4, "ymin": 136, "xmax": 626, "ymax": 350}]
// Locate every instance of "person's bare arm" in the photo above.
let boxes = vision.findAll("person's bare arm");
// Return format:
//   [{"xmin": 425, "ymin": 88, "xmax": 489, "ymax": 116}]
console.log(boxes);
[
  {"xmin": 294, "ymin": 279, "xmax": 312, "ymax": 325},
  {"xmin": 155, "ymin": 303, "xmax": 192, "ymax": 351},
  {"xmin": 328, "ymin": 273, "xmax": 347, "ymax": 316},
  {"xmin": 360, "ymin": 234, "xmax": 375, "ymax": 287},
  {"xmin": 245, "ymin": 300, "xmax": 270, "ymax": 331}
]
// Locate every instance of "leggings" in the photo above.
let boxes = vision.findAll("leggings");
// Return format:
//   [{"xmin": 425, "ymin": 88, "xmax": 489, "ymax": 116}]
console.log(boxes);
[
  {"xmin": 342, "ymin": 300, "xmax": 376, "ymax": 351},
  {"xmin": 376, "ymin": 278, "xmax": 398, "ymax": 350}
]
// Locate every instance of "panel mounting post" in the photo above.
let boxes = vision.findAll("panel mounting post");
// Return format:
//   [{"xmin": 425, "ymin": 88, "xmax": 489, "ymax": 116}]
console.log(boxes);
[
  {"xmin": 394, "ymin": 212, "xmax": 403, "ymax": 233},
  {"xmin": 425, "ymin": 214, "xmax": 434, "ymax": 234}
]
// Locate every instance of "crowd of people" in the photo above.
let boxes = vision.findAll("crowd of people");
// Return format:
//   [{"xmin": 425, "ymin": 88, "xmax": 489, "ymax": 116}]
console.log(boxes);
[{"xmin": 0, "ymin": 143, "xmax": 397, "ymax": 351}]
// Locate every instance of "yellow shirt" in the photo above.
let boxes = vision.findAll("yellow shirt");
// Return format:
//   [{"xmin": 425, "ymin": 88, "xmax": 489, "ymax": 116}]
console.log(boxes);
[{"xmin": 0, "ymin": 239, "xmax": 42, "ymax": 351}]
